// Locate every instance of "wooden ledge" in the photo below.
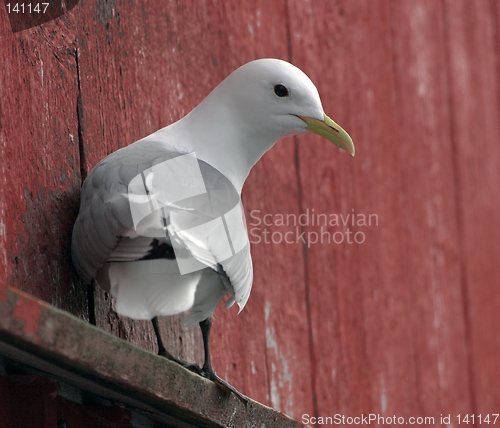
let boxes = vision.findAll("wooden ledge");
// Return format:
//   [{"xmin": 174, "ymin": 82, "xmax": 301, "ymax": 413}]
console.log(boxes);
[{"xmin": 0, "ymin": 286, "xmax": 303, "ymax": 428}]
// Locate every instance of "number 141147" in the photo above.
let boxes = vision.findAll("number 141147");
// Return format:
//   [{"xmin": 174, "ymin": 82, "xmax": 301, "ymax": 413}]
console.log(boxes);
[
  {"xmin": 6, "ymin": 3, "xmax": 49, "ymax": 13},
  {"xmin": 457, "ymin": 414, "xmax": 499, "ymax": 424}
]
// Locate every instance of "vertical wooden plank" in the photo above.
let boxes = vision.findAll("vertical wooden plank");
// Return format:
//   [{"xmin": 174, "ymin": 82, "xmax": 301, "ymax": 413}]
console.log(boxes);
[
  {"xmin": 0, "ymin": 13, "xmax": 87, "ymax": 318},
  {"xmin": 289, "ymin": 0, "xmax": 400, "ymax": 416},
  {"xmin": 387, "ymin": 0, "xmax": 471, "ymax": 416},
  {"xmin": 443, "ymin": 0, "xmax": 500, "ymax": 412},
  {"xmin": 289, "ymin": 0, "xmax": 473, "ymax": 420}
]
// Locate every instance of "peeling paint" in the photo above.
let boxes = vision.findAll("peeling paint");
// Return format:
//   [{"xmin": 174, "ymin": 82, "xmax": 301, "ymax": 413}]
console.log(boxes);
[
  {"xmin": 380, "ymin": 376, "xmax": 387, "ymax": 413},
  {"xmin": 279, "ymin": 352, "xmax": 293, "ymax": 413},
  {"xmin": 2, "ymin": 288, "xmax": 49, "ymax": 340},
  {"xmin": 39, "ymin": 56, "xmax": 44, "ymax": 87},
  {"xmin": 264, "ymin": 302, "xmax": 294, "ymax": 417},
  {"xmin": 381, "ymin": 393, "xmax": 387, "ymax": 412},
  {"xmin": 270, "ymin": 374, "xmax": 280, "ymax": 410},
  {"xmin": 264, "ymin": 301, "xmax": 271, "ymax": 321},
  {"xmin": 265, "ymin": 325, "xmax": 277, "ymax": 355},
  {"xmin": 13, "ymin": 293, "xmax": 45, "ymax": 340},
  {"xmin": 176, "ymin": 83, "xmax": 184, "ymax": 100}
]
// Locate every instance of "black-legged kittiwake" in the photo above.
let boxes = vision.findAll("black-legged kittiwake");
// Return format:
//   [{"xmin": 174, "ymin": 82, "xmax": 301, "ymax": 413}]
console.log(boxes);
[{"xmin": 72, "ymin": 58, "xmax": 354, "ymax": 404}]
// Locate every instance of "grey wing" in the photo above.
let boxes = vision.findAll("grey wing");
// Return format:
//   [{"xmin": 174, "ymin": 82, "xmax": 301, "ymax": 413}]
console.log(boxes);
[{"xmin": 71, "ymin": 141, "xmax": 187, "ymax": 285}]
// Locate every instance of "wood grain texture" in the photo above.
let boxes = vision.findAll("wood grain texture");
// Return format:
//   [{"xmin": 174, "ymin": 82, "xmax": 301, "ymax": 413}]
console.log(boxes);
[
  {"xmin": 386, "ymin": 0, "xmax": 470, "ymax": 417},
  {"xmin": 1, "ymin": 0, "xmax": 500, "ymax": 422},
  {"xmin": 443, "ymin": 0, "xmax": 500, "ymax": 413},
  {"xmin": 0, "ymin": 13, "xmax": 88, "ymax": 319}
]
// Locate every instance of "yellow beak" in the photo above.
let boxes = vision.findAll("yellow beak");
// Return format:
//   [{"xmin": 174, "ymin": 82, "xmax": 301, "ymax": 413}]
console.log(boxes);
[{"xmin": 299, "ymin": 114, "xmax": 355, "ymax": 156}]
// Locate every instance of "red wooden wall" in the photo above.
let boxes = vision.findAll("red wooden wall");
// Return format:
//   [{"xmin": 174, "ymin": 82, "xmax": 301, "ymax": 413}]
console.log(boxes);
[{"xmin": 2, "ymin": 0, "xmax": 500, "ymax": 424}]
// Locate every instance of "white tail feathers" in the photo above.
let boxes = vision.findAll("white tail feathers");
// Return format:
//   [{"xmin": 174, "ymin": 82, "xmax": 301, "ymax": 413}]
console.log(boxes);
[{"xmin": 109, "ymin": 259, "xmax": 202, "ymax": 320}]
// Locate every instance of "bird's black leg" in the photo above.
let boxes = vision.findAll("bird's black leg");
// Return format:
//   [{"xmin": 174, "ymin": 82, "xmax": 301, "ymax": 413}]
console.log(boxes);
[
  {"xmin": 151, "ymin": 317, "xmax": 202, "ymax": 374},
  {"xmin": 199, "ymin": 317, "xmax": 248, "ymax": 405}
]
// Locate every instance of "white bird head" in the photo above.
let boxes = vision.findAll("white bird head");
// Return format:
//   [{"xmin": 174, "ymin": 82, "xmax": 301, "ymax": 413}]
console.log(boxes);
[
  {"xmin": 219, "ymin": 58, "xmax": 354, "ymax": 155},
  {"xmin": 167, "ymin": 58, "xmax": 354, "ymax": 191}
]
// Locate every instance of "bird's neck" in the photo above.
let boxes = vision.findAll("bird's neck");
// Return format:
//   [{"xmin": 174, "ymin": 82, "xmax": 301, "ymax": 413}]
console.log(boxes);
[{"xmin": 171, "ymin": 93, "xmax": 280, "ymax": 193}]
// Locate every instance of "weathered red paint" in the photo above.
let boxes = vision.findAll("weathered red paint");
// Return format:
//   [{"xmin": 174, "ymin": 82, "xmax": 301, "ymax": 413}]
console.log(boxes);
[
  {"xmin": 0, "ymin": 15, "xmax": 86, "ymax": 319},
  {"xmin": 0, "ymin": 287, "xmax": 48, "ymax": 340},
  {"xmin": 2, "ymin": 0, "xmax": 500, "ymax": 422},
  {"xmin": 443, "ymin": 0, "xmax": 500, "ymax": 412},
  {"xmin": 12, "ymin": 291, "xmax": 46, "ymax": 340}
]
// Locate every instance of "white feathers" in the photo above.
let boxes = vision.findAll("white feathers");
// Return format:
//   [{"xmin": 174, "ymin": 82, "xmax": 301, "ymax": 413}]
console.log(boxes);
[{"xmin": 109, "ymin": 259, "xmax": 201, "ymax": 320}]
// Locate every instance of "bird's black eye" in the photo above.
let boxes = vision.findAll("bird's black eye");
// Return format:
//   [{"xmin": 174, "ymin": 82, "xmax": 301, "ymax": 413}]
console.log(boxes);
[{"xmin": 274, "ymin": 84, "xmax": 289, "ymax": 97}]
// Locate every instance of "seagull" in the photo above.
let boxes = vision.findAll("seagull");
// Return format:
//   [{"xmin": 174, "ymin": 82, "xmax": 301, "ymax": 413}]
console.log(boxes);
[{"xmin": 71, "ymin": 58, "xmax": 354, "ymax": 404}]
